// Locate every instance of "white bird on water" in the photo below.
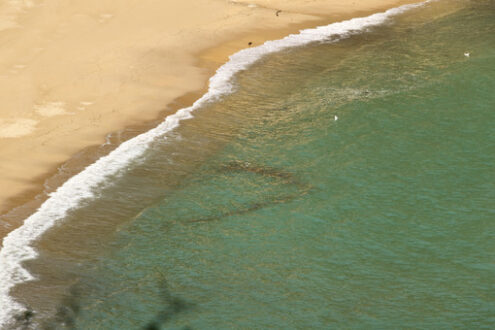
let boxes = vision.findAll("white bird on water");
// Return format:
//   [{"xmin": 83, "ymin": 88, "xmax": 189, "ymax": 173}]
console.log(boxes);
[
  {"xmin": 464, "ymin": 52, "xmax": 470, "ymax": 57},
  {"xmin": 334, "ymin": 115, "xmax": 338, "ymax": 121}
]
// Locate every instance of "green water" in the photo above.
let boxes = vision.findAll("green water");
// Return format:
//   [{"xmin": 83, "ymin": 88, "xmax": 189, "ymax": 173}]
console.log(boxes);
[{"xmin": 18, "ymin": 1, "xmax": 495, "ymax": 328}]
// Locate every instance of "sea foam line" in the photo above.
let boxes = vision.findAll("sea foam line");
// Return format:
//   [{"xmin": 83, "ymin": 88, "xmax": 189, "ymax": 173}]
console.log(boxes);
[{"xmin": 0, "ymin": 1, "xmax": 430, "ymax": 327}]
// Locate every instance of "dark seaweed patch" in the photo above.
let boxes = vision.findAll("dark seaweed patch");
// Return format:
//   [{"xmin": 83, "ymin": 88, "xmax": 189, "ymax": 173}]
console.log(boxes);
[{"xmin": 186, "ymin": 160, "xmax": 312, "ymax": 223}]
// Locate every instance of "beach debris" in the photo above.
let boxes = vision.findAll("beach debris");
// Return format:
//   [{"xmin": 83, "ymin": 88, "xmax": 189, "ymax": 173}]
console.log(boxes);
[
  {"xmin": 464, "ymin": 52, "xmax": 470, "ymax": 57},
  {"xmin": 248, "ymin": 41, "xmax": 253, "ymax": 46},
  {"xmin": 276, "ymin": 10, "xmax": 282, "ymax": 16}
]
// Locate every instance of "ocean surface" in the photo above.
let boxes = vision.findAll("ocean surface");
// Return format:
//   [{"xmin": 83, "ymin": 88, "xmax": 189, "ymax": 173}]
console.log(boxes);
[{"xmin": 1, "ymin": 0, "xmax": 494, "ymax": 328}]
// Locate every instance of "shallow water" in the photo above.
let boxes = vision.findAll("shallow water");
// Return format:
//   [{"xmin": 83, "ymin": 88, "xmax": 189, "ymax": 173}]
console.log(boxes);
[{"xmin": 6, "ymin": 0, "xmax": 495, "ymax": 328}]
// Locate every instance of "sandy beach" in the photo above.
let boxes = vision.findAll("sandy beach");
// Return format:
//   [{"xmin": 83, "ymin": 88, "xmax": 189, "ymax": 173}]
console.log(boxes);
[
  {"xmin": 1, "ymin": 0, "xmax": 493, "ymax": 327},
  {"xmin": 0, "ymin": 0, "xmax": 418, "ymax": 226}
]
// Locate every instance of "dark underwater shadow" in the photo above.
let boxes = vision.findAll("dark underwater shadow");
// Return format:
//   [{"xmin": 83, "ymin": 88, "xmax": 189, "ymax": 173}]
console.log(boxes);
[{"xmin": 10, "ymin": 160, "xmax": 311, "ymax": 330}]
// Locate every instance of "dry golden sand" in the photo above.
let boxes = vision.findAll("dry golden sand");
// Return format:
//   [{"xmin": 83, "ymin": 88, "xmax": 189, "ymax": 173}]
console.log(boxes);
[{"xmin": 0, "ymin": 0, "xmax": 418, "ymax": 219}]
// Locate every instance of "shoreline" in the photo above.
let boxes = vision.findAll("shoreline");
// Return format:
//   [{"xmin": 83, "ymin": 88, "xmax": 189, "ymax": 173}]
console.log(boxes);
[
  {"xmin": 0, "ymin": 1, "xmax": 433, "ymax": 326},
  {"xmin": 0, "ymin": 0, "xmax": 421, "ymax": 234}
]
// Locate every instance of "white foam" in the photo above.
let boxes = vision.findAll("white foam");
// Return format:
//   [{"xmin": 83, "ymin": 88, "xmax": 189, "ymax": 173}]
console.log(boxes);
[{"xmin": 0, "ymin": 1, "xmax": 430, "ymax": 327}]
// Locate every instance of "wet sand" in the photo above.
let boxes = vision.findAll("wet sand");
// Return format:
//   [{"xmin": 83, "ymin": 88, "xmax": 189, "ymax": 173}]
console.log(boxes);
[{"xmin": 0, "ymin": 0, "xmax": 419, "ymax": 228}]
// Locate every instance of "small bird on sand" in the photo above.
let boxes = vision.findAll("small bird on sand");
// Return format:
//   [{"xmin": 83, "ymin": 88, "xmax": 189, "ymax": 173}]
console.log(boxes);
[{"xmin": 464, "ymin": 52, "xmax": 470, "ymax": 57}]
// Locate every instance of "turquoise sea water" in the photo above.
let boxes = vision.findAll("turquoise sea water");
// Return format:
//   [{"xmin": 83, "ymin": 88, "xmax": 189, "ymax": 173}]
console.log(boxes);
[{"xmin": 9, "ymin": 0, "xmax": 495, "ymax": 328}]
